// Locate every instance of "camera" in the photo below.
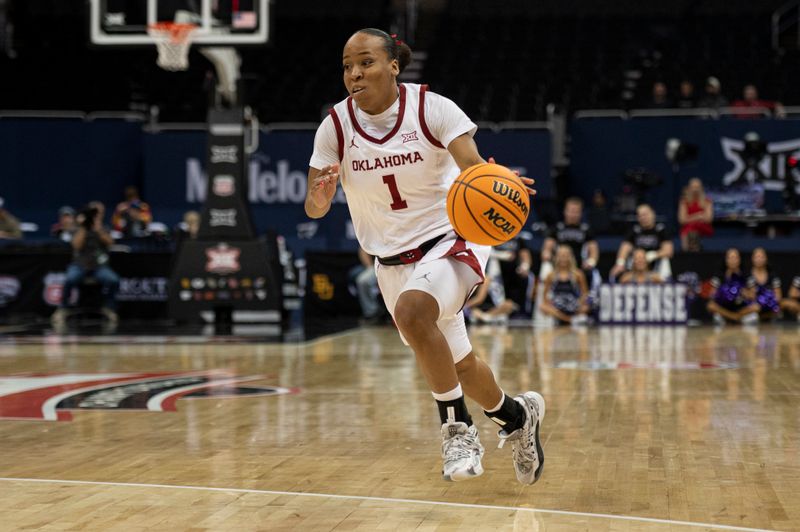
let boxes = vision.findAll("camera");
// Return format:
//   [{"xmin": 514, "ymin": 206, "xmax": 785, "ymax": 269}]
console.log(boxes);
[{"xmin": 79, "ymin": 206, "xmax": 99, "ymax": 229}]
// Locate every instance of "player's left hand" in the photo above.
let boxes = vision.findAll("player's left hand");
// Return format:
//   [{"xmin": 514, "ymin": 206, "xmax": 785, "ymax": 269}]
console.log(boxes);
[{"xmin": 488, "ymin": 157, "xmax": 536, "ymax": 196}]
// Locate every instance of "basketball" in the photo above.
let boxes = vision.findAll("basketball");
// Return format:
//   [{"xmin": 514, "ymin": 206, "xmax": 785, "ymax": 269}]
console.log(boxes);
[{"xmin": 446, "ymin": 162, "xmax": 530, "ymax": 246}]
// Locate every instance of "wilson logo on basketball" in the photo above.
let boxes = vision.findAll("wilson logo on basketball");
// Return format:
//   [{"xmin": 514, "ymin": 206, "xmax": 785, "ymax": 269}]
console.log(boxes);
[
  {"xmin": 0, "ymin": 371, "xmax": 297, "ymax": 422},
  {"xmin": 483, "ymin": 207, "xmax": 516, "ymax": 235},
  {"xmin": 492, "ymin": 181, "xmax": 530, "ymax": 216},
  {"xmin": 446, "ymin": 162, "xmax": 529, "ymax": 246}
]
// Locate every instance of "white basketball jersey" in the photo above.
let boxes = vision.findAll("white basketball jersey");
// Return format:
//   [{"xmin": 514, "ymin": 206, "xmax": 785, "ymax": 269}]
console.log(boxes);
[{"xmin": 327, "ymin": 84, "xmax": 468, "ymax": 257}]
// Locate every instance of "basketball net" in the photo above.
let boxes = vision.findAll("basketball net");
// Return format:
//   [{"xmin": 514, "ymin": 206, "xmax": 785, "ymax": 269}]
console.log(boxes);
[{"xmin": 147, "ymin": 22, "xmax": 198, "ymax": 71}]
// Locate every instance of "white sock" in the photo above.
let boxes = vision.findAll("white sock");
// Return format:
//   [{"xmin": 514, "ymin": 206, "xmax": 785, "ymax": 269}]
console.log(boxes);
[
  {"xmin": 485, "ymin": 390, "xmax": 505, "ymax": 413},
  {"xmin": 431, "ymin": 383, "xmax": 463, "ymax": 402}
]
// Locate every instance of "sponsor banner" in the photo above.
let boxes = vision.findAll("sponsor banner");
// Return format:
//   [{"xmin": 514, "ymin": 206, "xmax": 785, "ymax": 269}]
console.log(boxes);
[
  {"xmin": 209, "ymin": 208, "xmax": 238, "ymax": 227},
  {"xmin": 143, "ymin": 128, "xmax": 551, "ymax": 255},
  {"xmin": 570, "ymin": 118, "xmax": 800, "ymax": 222},
  {"xmin": 212, "ymin": 175, "xmax": 235, "ymax": 196},
  {"xmin": 198, "ymin": 107, "xmax": 255, "ymax": 239},
  {"xmin": 0, "ymin": 251, "xmax": 171, "ymax": 318},
  {"xmin": 0, "ymin": 276, "xmax": 21, "ymax": 307},
  {"xmin": 210, "ymin": 145, "xmax": 238, "ymax": 164},
  {"xmin": 43, "ymin": 274, "xmax": 168, "ymax": 305},
  {"xmin": 304, "ymin": 251, "xmax": 362, "ymax": 319},
  {"xmin": 598, "ymin": 283, "xmax": 688, "ymax": 324},
  {"xmin": 43, "ymin": 272, "xmax": 70, "ymax": 306},
  {"xmin": 117, "ymin": 277, "xmax": 169, "ymax": 302},
  {"xmin": 0, "ymin": 120, "xmax": 551, "ymax": 256},
  {"xmin": 2, "ymin": 249, "xmax": 798, "ymax": 319},
  {"xmin": 168, "ymin": 240, "xmax": 280, "ymax": 319}
]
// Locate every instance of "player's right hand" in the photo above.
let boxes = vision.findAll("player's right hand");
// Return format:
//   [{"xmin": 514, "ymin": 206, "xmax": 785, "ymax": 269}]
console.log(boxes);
[{"xmin": 309, "ymin": 164, "xmax": 340, "ymax": 209}]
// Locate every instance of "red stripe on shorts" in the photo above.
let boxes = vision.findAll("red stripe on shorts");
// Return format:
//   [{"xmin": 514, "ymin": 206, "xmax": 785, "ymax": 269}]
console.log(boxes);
[{"xmin": 442, "ymin": 237, "xmax": 484, "ymax": 281}]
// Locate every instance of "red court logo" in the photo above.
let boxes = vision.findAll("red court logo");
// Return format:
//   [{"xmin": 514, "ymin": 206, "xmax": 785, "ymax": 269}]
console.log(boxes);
[{"xmin": 0, "ymin": 370, "xmax": 296, "ymax": 421}]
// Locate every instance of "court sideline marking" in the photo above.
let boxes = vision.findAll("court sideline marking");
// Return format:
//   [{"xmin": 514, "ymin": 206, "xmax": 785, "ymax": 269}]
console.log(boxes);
[{"xmin": 0, "ymin": 477, "xmax": 775, "ymax": 531}]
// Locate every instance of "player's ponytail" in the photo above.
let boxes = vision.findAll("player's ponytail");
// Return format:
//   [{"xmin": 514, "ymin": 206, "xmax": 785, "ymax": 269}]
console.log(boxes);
[
  {"xmin": 356, "ymin": 28, "xmax": 413, "ymax": 74},
  {"xmin": 396, "ymin": 40, "xmax": 412, "ymax": 73}
]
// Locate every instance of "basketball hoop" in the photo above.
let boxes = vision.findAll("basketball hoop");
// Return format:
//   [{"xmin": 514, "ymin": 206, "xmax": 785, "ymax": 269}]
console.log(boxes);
[{"xmin": 147, "ymin": 22, "xmax": 198, "ymax": 71}]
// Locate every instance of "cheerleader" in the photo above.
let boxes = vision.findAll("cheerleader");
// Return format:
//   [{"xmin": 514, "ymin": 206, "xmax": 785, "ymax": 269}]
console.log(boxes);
[
  {"xmin": 706, "ymin": 248, "xmax": 759, "ymax": 325},
  {"xmin": 745, "ymin": 247, "xmax": 781, "ymax": 321},
  {"xmin": 538, "ymin": 245, "xmax": 589, "ymax": 325}
]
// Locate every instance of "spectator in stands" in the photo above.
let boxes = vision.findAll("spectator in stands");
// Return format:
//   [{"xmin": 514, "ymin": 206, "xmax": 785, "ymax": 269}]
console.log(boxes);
[
  {"xmin": 619, "ymin": 248, "xmax": 663, "ymax": 284},
  {"xmin": 465, "ymin": 255, "xmax": 520, "ymax": 325},
  {"xmin": 780, "ymin": 276, "xmax": 800, "ymax": 321},
  {"xmin": 51, "ymin": 202, "xmax": 119, "ymax": 326},
  {"xmin": 587, "ymin": 189, "xmax": 611, "ymax": 235},
  {"xmin": 610, "ymin": 204, "xmax": 673, "ymax": 281},
  {"xmin": 0, "ymin": 197, "xmax": 22, "ymax": 240},
  {"xmin": 676, "ymin": 80, "xmax": 696, "ymax": 108},
  {"xmin": 174, "ymin": 210, "xmax": 201, "ymax": 242},
  {"xmin": 744, "ymin": 248, "xmax": 782, "ymax": 321},
  {"xmin": 646, "ymin": 82, "xmax": 672, "ymax": 109},
  {"xmin": 541, "ymin": 197, "xmax": 599, "ymax": 279},
  {"xmin": 492, "ymin": 237, "xmax": 534, "ymax": 317},
  {"xmin": 113, "ymin": 186, "xmax": 153, "ymax": 237},
  {"xmin": 349, "ymin": 246, "xmax": 383, "ymax": 324},
  {"xmin": 707, "ymin": 248, "xmax": 759, "ymax": 325},
  {"xmin": 698, "ymin": 77, "xmax": 728, "ymax": 109},
  {"xmin": 539, "ymin": 245, "xmax": 589, "ymax": 326},
  {"xmin": 51, "ymin": 206, "xmax": 78, "ymax": 243},
  {"xmin": 732, "ymin": 84, "xmax": 785, "ymax": 118},
  {"xmin": 678, "ymin": 178, "xmax": 714, "ymax": 251}
]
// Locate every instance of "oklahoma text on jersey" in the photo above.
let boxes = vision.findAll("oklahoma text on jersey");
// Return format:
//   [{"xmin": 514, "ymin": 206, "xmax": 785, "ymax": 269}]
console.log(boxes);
[{"xmin": 351, "ymin": 151, "xmax": 424, "ymax": 172}]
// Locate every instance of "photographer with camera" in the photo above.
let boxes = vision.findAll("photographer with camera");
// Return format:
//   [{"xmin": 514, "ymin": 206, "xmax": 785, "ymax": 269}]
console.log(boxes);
[
  {"xmin": 113, "ymin": 186, "xmax": 152, "ymax": 238},
  {"xmin": 51, "ymin": 201, "xmax": 120, "ymax": 326}
]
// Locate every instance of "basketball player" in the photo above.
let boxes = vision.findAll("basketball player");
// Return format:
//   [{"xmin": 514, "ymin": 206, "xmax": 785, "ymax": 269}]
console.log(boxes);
[{"xmin": 305, "ymin": 29, "xmax": 545, "ymax": 484}]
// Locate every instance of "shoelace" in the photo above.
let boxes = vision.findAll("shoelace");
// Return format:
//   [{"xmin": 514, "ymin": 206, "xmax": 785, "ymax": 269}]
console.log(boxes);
[
  {"xmin": 498, "ymin": 428, "xmax": 537, "ymax": 462},
  {"xmin": 443, "ymin": 430, "xmax": 478, "ymax": 462}
]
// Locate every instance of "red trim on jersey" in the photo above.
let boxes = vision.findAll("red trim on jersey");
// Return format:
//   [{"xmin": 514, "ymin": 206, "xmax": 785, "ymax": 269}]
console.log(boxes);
[
  {"xmin": 418, "ymin": 85, "xmax": 445, "ymax": 149},
  {"xmin": 347, "ymin": 84, "xmax": 407, "ymax": 145},
  {"xmin": 329, "ymin": 108, "xmax": 345, "ymax": 161},
  {"xmin": 442, "ymin": 237, "xmax": 484, "ymax": 281}
]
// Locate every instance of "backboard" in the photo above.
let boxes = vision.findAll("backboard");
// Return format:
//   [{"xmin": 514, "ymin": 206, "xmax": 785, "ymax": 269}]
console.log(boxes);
[{"xmin": 89, "ymin": 0, "xmax": 269, "ymax": 46}]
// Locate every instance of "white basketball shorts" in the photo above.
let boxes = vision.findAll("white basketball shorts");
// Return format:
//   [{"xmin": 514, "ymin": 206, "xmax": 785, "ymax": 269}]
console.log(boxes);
[{"xmin": 375, "ymin": 231, "xmax": 491, "ymax": 363}]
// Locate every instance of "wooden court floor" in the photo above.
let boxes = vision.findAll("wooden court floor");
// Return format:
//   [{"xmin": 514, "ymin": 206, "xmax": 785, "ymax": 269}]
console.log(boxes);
[{"xmin": 0, "ymin": 324, "xmax": 798, "ymax": 531}]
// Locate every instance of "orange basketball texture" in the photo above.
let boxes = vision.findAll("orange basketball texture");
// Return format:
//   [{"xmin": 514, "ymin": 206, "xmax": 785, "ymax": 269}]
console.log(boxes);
[{"xmin": 446, "ymin": 163, "xmax": 530, "ymax": 246}]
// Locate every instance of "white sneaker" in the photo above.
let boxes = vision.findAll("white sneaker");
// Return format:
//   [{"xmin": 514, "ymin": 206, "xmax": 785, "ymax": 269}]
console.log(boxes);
[
  {"xmin": 741, "ymin": 313, "xmax": 759, "ymax": 325},
  {"xmin": 441, "ymin": 421, "xmax": 484, "ymax": 482},
  {"xmin": 712, "ymin": 313, "xmax": 725, "ymax": 326},
  {"xmin": 571, "ymin": 314, "xmax": 589, "ymax": 327},
  {"xmin": 498, "ymin": 391, "xmax": 545, "ymax": 485}
]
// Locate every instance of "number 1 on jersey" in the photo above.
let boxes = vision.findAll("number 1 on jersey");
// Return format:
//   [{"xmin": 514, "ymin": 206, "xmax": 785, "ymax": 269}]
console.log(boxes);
[{"xmin": 382, "ymin": 174, "xmax": 408, "ymax": 210}]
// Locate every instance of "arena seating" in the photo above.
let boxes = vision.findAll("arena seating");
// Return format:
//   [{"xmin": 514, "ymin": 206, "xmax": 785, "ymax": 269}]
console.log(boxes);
[
  {"xmin": 2, "ymin": 0, "xmax": 797, "ymax": 122},
  {"xmin": 424, "ymin": 1, "xmax": 798, "ymax": 121}
]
